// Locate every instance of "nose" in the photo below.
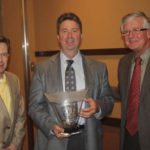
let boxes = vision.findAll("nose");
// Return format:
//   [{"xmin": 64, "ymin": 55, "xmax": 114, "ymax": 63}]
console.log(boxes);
[
  {"xmin": 67, "ymin": 31, "xmax": 73, "ymax": 37},
  {"xmin": 128, "ymin": 30, "xmax": 135, "ymax": 37}
]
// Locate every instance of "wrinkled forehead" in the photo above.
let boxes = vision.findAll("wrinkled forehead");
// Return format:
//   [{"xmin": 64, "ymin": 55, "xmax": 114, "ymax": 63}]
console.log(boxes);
[
  {"xmin": 0, "ymin": 42, "xmax": 8, "ymax": 52},
  {"xmin": 126, "ymin": 17, "xmax": 144, "ymax": 25},
  {"xmin": 123, "ymin": 17, "xmax": 144, "ymax": 31}
]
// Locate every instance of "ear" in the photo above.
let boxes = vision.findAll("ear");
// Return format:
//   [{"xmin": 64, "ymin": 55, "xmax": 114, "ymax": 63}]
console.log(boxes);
[{"xmin": 57, "ymin": 35, "xmax": 59, "ymax": 41}]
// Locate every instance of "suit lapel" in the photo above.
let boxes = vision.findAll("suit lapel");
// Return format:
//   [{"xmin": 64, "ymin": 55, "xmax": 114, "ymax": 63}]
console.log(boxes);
[
  {"xmin": 122, "ymin": 54, "xmax": 134, "ymax": 109},
  {"xmin": 0, "ymin": 96, "xmax": 10, "ymax": 120},
  {"xmin": 0, "ymin": 96, "xmax": 11, "ymax": 146},
  {"xmin": 5, "ymin": 72, "xmax": 15, "ymax": 123},
  {"xmin": 82, "ymin": 55, "xmax": 94, "ymax": 99},
  {"xmin": 49, "ymin": 53, "xmax": 63, "ymax": 92},
  {"xmin": 50, "ymin": 54, "xmax": 92, "ymax": 93}
]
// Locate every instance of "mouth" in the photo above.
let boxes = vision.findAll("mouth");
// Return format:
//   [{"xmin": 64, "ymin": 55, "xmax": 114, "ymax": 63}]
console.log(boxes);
[
  {"xmin": 66, "ymin": 38, "xmax": 74, "ymax": 44},
  {"xmin": 0, "ymin": 63, "xmax": 4, "ymax": 68},
  {"xmin": 129, "ymin": 38, "xmax": 139, "ymax": 43}
]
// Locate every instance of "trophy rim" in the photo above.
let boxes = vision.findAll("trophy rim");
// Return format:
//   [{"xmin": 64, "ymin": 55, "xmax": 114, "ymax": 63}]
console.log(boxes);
[{"xmin": 60, "ymin": 130, "xmax": 82, "ymax": 136}]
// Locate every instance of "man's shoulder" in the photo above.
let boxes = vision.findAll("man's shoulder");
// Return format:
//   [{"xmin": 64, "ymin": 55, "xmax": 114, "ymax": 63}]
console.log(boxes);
[
  {"xmin": 36, "ymin": 53, "xmax": 59, "ymax": 68},
  {"xmin": 5, "ymin": 71, "xmax": 19, "ymax": 80},
  {"xmin": 5, "ymin": 71, "xmax": 20, "ymax": 87},
  {"xmin": 83, "ymin": 55, "xmax": 106, "ymax": 68},
  {"xmin": 120, "ymin": 52, "xmax": 134, "ymax": 63}
]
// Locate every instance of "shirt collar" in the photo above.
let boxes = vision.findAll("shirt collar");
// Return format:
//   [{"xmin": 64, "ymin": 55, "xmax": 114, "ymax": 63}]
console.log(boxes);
[
  {"xmin": 60, "ymin": 50, "xmax": 82, "ymax": 65},
  {"xmin": 132, "ymin": 47, "xmax": 150, "ymax": 64}
]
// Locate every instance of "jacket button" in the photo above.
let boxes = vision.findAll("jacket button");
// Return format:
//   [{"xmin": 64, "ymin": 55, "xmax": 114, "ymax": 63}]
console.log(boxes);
[{"xmin": 6, "ymin": 126, "xmax": 10, "ymax": 129}]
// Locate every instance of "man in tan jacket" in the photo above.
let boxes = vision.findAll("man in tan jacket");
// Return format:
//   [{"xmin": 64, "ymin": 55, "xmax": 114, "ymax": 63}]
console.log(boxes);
[{"xmin": 0, "ymin": 36, "xmax": 26, "ymax": 150}]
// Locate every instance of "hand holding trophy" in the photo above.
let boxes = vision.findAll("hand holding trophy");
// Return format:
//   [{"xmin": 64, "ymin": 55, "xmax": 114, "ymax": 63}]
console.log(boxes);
[{"xmin": 45, "ymin": 89, "xmax": 88, "ymax": 136}]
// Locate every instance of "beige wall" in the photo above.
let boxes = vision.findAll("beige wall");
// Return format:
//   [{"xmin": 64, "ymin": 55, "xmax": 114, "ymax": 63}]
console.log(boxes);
[
  {"xmin": 32, "ymin": 0, "xmax": 150, "ymax": 50},
  {"xmin": 1, "ymin": 0, "xmax": 150, "ymax": 149}
]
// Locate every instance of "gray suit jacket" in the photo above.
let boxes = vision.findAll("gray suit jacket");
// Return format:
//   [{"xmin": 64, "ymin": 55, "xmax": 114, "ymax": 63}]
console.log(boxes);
[
  {"xmin": 0, "ymin": 71, "xmax": 26, "ymax": 149},
  {"xmin": 29, "ymin": 53, "xmax": 114, "ymax": 150},
  {"xmin": 117, "ymin": 52, "xmax": 150, "ymax": 150}
]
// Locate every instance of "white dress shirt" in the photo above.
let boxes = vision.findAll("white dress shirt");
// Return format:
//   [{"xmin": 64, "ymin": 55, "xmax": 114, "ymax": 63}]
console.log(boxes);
[{"xmin": 60, "ymin": 51, "xmax": 85, "ymax": 125}]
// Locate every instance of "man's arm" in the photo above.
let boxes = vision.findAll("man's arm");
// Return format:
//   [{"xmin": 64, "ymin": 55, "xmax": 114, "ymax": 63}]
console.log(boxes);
[
  {"xmin": 97, "ymin": 64, "xmax": 114, "ymax": 119},
  {"xmin": 28, "ymin": 64, "xmax": 58, "ymax": 137},
  {"xmin": 80, "ymin": 63, "xmax": 114, "ymax": 119},
  {"xmin": 112, "ymin": 86, "xmax": 121, "ymax": 100}
]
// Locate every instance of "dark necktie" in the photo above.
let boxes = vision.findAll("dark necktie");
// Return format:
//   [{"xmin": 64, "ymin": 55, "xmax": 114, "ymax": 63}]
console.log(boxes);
[
  {"xmin": 126, "ymin": 57, "xmax": 142, "ymax": 136},
  {"xmin": 65, "ymin": 60, "xmax": 76, "ymax": 91}
]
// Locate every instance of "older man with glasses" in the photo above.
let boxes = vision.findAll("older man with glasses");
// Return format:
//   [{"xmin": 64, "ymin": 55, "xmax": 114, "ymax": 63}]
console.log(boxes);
[{"xmin": 113, "ymin": 11, "xmax": 150, "ymax": 150}]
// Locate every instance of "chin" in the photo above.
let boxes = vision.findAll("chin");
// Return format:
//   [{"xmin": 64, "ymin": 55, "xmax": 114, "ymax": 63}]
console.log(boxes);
[{"xmin": 128, "ymin": 44, "xmax": 139, "ymax": 50}]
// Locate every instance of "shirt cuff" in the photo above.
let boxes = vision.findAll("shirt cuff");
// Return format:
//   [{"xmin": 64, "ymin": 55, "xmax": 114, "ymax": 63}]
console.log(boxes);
[{"xmin": 94, "ymin": 106, "xmax": 102, "ymax": 119}]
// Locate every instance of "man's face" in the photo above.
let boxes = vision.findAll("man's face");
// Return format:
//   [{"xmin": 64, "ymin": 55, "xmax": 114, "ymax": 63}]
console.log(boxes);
[
  {"xmin": 0, "ymin": 43, "xmax": 9, "ymax": 78},
  {"xmin": 57, "ymin": 20, "xmax": 82, "ymax": 54},
  {"xmin": 123, "ymin": 17, "xmax": 150, "ymax": 55}
]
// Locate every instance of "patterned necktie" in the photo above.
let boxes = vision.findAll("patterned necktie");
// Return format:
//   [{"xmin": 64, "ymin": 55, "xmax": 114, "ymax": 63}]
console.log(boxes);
[
  {"xmin": 65, "ymin": 60, "xmax": 76, "ymax": 91},
  {"xmin": 126, "ymin": 57, "xmax": 142, "ymax": 136}
]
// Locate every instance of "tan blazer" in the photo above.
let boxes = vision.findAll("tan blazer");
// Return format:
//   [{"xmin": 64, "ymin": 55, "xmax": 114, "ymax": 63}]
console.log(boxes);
[{"xmin": 0, "ymin": 71, "xmax": 26, "ymax": 149}]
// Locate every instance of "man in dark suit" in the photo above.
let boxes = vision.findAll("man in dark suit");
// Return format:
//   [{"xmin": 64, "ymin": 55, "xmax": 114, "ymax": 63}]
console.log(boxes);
[
  {"xmin": 29, "ymin": 12, "xmax": 114, "ymax": 150},
  {"xmin": 114, "ymin": 11, "xmax": 150, "ymax": 150},
  {"xmin": 0, "ymin": 36, "xmax": 26, "ymax": 150}
]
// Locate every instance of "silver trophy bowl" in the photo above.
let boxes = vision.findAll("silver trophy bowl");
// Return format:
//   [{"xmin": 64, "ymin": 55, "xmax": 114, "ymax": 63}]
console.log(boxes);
[{"xmin": 45, "ymin": 89, "xmax": 88, "ymax": 135}]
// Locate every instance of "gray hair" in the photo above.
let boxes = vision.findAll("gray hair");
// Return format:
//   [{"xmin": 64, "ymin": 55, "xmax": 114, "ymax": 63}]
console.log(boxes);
[{"xmin": 121, "ymin": 11, "xmax": 150, "ymax": 32}]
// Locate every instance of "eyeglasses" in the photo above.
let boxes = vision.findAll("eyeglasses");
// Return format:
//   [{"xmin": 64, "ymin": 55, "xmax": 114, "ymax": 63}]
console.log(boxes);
[
  {"xmin": 122, "ymin": 28, "xmax": 148, "ymax": 36},
  {"xmin": 0, "ymin": 53, "xmax": 9, "ymax": 58}
]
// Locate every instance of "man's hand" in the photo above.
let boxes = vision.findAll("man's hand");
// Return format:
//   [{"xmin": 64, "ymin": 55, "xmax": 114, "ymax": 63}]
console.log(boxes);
[
  {"xmin": 79, "ymin": 98, "xmax": 99, "ymax": 118},
  {"xmin": 1, "ymin": 144, "xmax": 17, "ymax": 150},
  {"xmin": 52, "ymin": 124, "xmax": 70, "ymax": 139}
]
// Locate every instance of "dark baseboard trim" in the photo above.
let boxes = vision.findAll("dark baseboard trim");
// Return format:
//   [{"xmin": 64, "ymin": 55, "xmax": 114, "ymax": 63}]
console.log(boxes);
[
  {"xmin": 35, "ymin": 48, "xmax": 131, "ymax": 57},
  {"xmin": 102, "ymin": 117, "xmax": 121, "ymax": 127}
]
